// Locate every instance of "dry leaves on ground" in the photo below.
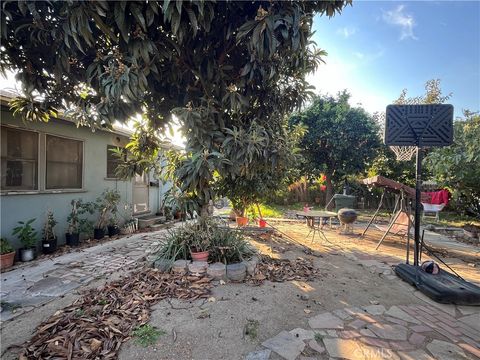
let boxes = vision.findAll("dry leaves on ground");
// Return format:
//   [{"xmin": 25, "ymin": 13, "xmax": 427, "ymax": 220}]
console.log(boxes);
[
  {"xmin": 20, "ymin": 269, "xmax": 212, "ymax": 359},
  {"xmin": 248, "ymin": 256, "xmax": 322, "ymax": 285}
]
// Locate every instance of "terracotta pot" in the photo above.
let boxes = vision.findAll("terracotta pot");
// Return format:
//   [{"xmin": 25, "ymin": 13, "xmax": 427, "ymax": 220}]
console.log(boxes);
[
  {"xmin": 191, "ymin": 250, "xmax": 209, "ymax": 262},
  {"xmin": 236, "ymin": 216, "xmax": 248, "ymax": 227},
  {"xmin": 258, "ymin": 219, "xmax": 267, "ymax": 228},
  {"xmin": 0, "ymin": 251, "xmax": 15, "ymax": 270}
]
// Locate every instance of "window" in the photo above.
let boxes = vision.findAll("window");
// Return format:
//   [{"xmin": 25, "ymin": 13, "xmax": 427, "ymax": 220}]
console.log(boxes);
[
  {"xmin": 46, "ymin": 135, "xmax": 83, "ymax": 189},
  {"xmin": 106, "ymin": 145, "xmax": 126, "ymax": 178},
  {"xmin": 1, "ymin": 126, "xmax": 38, "ymax": 190}
]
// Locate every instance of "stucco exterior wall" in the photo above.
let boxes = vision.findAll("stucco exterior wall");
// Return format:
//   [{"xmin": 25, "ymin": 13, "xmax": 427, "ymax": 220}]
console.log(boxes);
[{"xmin": 0, "ymin": 109, "xmax": 164, "ymax": 250}]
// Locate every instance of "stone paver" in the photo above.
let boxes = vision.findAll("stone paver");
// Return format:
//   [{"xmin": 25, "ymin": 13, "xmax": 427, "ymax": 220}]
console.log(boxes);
[
  {"xmin": 307, "ymin": 339, "xmax": 325, "ymax": 354},
  {"xmin": 397, "ymin": 349, "xmax": 435, "ymax": 360},
  {"xmin": 426, "ymin": 339, "xmax": 469, "ymax": 360},
  {"xmin": 323, "ymin": 338, "xmax": 399, "ymax": 360},
  {"xmin": 261, "ymin": 331, "xmax": 305, "ymax": 360},
  {"xmin": 0, "ymin": 228, "xmax": 172, "ymax": 322},
  {"xmin": 385, "ymin": 306, "xmax": 421, "ymax": 325},
  {"xmin": 367, "ymin": 323, "xmax": 408, "ymax": 341},
  {"xmin": 289, "ymin": 328, "xmax": 315, "ymax": 341},
  {"xmin": 458, "ymin": 314, "xmax": 480, "ymax": 332},
  {"xmin": 245, "ymin": 349, "xmax": 271, "ymax": 360},
  {"xmin": 308, "ymin": 312, "xmax": 344, "ymax": 329},
  {"xmin": 363, "ymin": 304, "xmax": 386, "ymax": 315}
]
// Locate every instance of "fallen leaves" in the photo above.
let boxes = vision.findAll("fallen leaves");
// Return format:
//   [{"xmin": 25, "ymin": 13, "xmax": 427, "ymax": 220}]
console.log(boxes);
[
  {"xmin": 21, "ymin": 269, "xmax": 212, "ymax": 359},
  {"xmin": 248, "ymin": 256, "xmax": 322, "ymax": 284}
]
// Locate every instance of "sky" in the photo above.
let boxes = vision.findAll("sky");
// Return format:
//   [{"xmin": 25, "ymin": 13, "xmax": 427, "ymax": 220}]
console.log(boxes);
[{"xmin": 307, "ymin": 0, "xmax": 480, "ymax": 118}]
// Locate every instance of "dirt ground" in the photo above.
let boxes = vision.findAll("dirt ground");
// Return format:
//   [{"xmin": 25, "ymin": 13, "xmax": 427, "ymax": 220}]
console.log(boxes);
[
  {"xmin": 2, "ymin": 221, "xmax": 479, "ymax": 360},
  {"xmin": 118, "ymin": 222, "xmax": 479, "ymax": 359}
]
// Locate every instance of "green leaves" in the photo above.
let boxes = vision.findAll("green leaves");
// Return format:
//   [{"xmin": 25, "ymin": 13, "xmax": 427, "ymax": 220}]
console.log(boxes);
[{"xmin": 1, "ymin": 0, "xmax": 350, "ymax": 209}]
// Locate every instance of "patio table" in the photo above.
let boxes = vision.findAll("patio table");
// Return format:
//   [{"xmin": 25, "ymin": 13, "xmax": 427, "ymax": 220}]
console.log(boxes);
[{"xmin": 295, "ymin": 210, "xmax": 337, "ymax": 243}]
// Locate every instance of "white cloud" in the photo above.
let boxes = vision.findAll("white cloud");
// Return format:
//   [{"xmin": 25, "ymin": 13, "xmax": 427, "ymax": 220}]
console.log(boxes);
[
  {"xmin": 336, "ymin": 26, "xmax": 357, "ymax": 38},
  {"xmin": 382, "ymin": 5, "xmax": 418, "ymax": 41}
]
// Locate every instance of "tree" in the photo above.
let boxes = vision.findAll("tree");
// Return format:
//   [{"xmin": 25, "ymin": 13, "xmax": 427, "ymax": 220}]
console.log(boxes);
[
  {"xmin": 290, "ymin": 91, "xmax": 381, "ymax": 204},
  {"xmin": 1, "ymin": 0, "xmax": 351, "ymax": 214},
  {"xmin": 215, "ymin": 121, "xmax": 305, "ymax": 216},
  {"xmin": 424, "ymin": 111, "xmax": 480, "ymax": 216}
]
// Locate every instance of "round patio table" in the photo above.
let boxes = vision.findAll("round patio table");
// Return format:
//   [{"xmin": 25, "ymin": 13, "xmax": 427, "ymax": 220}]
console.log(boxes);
[{"xmin": 295, "ymin": 210, "xmax": 338, "ymax": 243}]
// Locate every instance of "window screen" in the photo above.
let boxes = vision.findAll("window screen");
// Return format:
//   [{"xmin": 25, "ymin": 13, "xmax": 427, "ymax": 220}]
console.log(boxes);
[
  {"xmin": 1, "ymin": 126, "xmax": 38, "ymax": 190},
  {"xmin": 106, "ymin": 145, "xmax": 125, "ymax": 178},
  {"xmin": 46, "ymin": 135, "xmax": 83, "ymax": 189}
]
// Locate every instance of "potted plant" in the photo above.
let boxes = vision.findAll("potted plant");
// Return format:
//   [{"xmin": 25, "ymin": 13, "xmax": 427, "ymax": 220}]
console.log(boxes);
[
  {"xmin": 0, "ymin": 238, "xmax": 15, "ymax": 270},
  {"xmin": 66, "ymin": 199, "xmax": 95, "ymax": 246},
  {"xmin": 12, "ymin": 218, "xmax": 37, "ymax": 262},
  {"xmin": 42, "ymin": 210, "xmax": 57, "ymax": 254},
  {"xmin": 94, "ymin": 189, "xmax": 121, "ymax": 240},
  {"xmin": 107, "ymin": 216, "xmax": 120, "ymax": 237},
  {"xmin": 66, "ymin": 200, "xmax": 81, "ymax": 246},
  {"xmin": 184, "ymin": 223, "xmax": 210, "ymax": 262}
]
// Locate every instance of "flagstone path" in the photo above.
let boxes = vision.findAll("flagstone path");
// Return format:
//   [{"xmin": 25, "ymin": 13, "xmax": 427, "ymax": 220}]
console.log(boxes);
[
  {"xmin": 0, "ymin": 228, "xmax": 174, "ymax": 323},
  {"xmin": 252, "ymin": 302, "xmax": 479, "ymax": 360}
]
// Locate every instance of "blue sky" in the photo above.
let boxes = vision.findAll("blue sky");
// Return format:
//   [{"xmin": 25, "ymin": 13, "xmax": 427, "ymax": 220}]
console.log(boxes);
[{"xmin": 307, "ymin": 1, "xmax": 480, "ymax": 117}]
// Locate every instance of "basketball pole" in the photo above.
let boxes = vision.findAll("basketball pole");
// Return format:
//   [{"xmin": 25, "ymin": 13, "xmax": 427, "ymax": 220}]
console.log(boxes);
[{"xmin": 414, "ymin": 146, "xmax": 423, "ymax": 267}]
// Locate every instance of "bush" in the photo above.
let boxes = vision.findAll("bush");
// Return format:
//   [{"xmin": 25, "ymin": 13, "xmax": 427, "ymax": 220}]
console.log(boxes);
[
  {"xmin": 209, "ymin": 227, "xmax": 256, "ymax": 264},
  {"xmin": 155, "ymin": 218, "xmax": 256, "ymax": 265}
]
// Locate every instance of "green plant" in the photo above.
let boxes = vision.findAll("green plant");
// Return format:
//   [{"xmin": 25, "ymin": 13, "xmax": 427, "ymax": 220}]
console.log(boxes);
[
  {"xmin": 244, "ymin": 319, "xmax": 260, "ymax": 340},
  {"xmin": 43, "ymin": 210, "xmax": 57, "ymax": 240},
  {"xmin": 132, "ymin": 324, "xmax": 166, "ymax": 347},
  {"xmin": 209, "ymin": 226, "xmax": 256, "ymax": 264},
  {"xmin": 67, "ymin": 199, "xmax": 96, "ymax": 234},
  {"xmin": 12, "ymin": 219, "xmax": 37, "ymax": 249},
  {"xmin": 314, "ymin": 333, "xmax": 323, "ymax": 342},
  {"xmin": 0, "ymin": 238, "xmax": 14, "ymax": 254},
  {"xmin": 95, "ymin": 189, "xmax": 121, "ymax": 229},
  {"xmin": 155, "ymin": 229, "xmax": 189, "ymax": 263}
]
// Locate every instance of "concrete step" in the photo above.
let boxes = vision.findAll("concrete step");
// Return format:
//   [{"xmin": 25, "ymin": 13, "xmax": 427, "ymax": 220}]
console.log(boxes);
[{"xmin": 136, "ymin": 215, "xmax": 167, "ymax": 229}]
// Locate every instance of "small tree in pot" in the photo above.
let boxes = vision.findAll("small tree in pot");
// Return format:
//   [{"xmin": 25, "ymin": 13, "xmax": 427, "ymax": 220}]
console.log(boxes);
[
  {"xmin": 94, "ymin": 189, "xmax": 121, "ymax": 239},
  {"xmin": 12, "ymin": 218, "xmax": 37, "ymax": 262},
  {"xmin": 0, "ymin": 238, "xmax": 16, "ymax": 270},
  {"xmin": 66, "ymin": 199, "xmax": 95, "ymax": 246},
  {"xmin": 42, "ymin": 210, "xmax": 57, "ymax": 254}
]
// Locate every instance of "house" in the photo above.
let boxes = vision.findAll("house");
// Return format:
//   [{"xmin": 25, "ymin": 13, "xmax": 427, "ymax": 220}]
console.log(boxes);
[{"xmin": 0, "ymin": 91, "xmax": 178, "ymax": 250}]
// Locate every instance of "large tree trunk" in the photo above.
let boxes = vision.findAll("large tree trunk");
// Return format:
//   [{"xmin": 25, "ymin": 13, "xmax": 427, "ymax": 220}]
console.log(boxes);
[{"xmin": 325, "ymin": 174, "xmax": 334, "ymax": 210}]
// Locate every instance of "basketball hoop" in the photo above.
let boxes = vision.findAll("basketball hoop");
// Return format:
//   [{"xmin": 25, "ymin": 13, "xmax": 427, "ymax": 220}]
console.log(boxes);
[{"xmin": 389, "ymin": 146, "xmax": 416, "ymax": 161}]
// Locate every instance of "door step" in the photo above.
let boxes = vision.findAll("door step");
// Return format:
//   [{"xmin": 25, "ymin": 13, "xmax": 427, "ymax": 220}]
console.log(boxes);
[{"xmin": 136, "ymin": 215, "xmax": 167, "ymax": 229}]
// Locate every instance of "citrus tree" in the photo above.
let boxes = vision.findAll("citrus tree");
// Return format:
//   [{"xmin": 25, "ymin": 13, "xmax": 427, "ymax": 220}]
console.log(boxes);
[
  {"xmin": 289, "ymin": 91, "xmax": 381, "ymax": 204},
  {"xmin": 1, "ymin": 0, "xmax": 350, "ymax": 214}
]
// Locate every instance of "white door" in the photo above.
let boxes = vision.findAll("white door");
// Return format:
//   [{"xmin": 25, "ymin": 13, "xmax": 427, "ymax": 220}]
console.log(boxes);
[{"xmin": 133, "ymin": 173, "xmax": 149, "ymax": 214}]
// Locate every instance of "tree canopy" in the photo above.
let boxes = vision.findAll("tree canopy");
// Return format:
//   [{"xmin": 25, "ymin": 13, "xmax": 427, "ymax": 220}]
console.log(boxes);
[
  {"xmin": 1, "ymin": 0, "xmax": 351, "ymax": 212},
  {"xmin": 425, "ymin": 111, "xmax": 480, "ymax": 216},
  {"xmin": 289, "ymin": 91, "xmax": 381, "ymax": 202}
]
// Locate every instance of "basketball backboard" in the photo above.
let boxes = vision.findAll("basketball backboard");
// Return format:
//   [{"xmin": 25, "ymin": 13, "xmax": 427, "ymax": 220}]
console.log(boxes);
[{"xmin": 384, "ymin": 104, "xmax": 454, "ymax": 147}]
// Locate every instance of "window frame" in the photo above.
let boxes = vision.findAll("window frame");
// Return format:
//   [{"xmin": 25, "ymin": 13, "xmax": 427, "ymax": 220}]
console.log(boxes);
[
  {"xmin": 1, "ymin": 124, "xmax": 85, "ymax": 195},
  {"xmin": 105, "ymin": 145, "xmax": 126, "ymax": 180},
  {"xmin": 45, "ymin": 133, "xmax": 85, "ymax": 190},
  {"xmin": 0, "ymin": 125, "xmax": 40, "ymax": 191}
]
